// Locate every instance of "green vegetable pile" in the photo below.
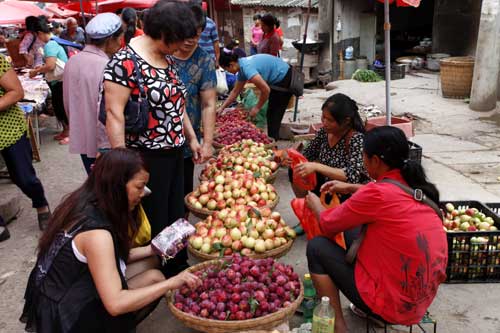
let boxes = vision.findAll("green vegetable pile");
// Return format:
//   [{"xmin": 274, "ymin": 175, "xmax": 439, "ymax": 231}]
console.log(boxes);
[{"xmin": 352, "ymin": 69, "xmax": 383, "ymax": 82}]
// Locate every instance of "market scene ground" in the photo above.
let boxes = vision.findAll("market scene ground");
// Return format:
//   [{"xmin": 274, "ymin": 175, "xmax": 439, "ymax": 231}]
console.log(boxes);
[
  {"xmin": 2, "ymin": 0, "xmax": 500, "ymax": 332},
  {"xmin": 1, "ymin": 73, "xmax": 500, "ymax": 332}
]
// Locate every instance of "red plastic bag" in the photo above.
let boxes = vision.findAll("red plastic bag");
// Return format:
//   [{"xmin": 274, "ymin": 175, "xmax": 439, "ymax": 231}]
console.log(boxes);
[
  {"xmin": 287, "ymin": 148, "xmax": 317, "ymax": 191},
  {"xmin": 290, "ymin": 192, "xmax": 346, "ymax": 249}
]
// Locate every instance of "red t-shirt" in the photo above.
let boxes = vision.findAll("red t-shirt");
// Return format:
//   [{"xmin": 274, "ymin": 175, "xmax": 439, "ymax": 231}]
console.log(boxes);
[{"xmin": 319, "ymin": 169, "xmax": 447, "ymax": 325}]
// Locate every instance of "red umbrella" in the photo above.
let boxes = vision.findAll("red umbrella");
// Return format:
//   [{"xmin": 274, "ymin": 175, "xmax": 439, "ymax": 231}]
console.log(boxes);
[
  {"xmin": 377, "ymin": 0, "xmax": 420, "ymax": 6},
  {"xmin": 45, "ymin": 3, "xmax": 81, "ymax": 18},
  {"xmin": 0, "ymin": 1, "xmax": 51, "ymax": 25},
  {"xmin": 61, "ymin": 0, "xmax": 157, "ymax": 14}
]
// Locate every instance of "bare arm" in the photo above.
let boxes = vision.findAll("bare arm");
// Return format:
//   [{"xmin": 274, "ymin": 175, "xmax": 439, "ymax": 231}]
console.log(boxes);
[
  {"xmin": 183, "ymin": 111, "xmax": 201, "ymax": 162},
  {"xmin": 0, "ymin": 68, "xmax": 24, "ymax": 112},
  {"xmin": 213, "ymin": 42, "xmax": 220, "ymax": 67},
  {"xmin": 248, "ymin": 74, "xmax": 270, "ymax": 111},
  {"xmin": 128, "ymin": 245, "xmax": 154, "ymax": 264},
  {"xmin": 104, "ymin": 81, "xmax": 131, "ymax": 148},
  {"xmin": 200, "ymin": 88, "xmax": 216, "ymax": 161},
  {"xmin": 217, "ymin": 80, "xmax": 245, "ymax": 111},
  {"xmin": 77, "ymin": 230, "xmax": 201, "ymax": 316}
]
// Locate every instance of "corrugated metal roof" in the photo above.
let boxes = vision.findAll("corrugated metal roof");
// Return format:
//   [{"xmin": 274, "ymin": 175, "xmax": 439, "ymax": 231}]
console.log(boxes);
[{"xmin": 230, "ymin": 0, "xmax": 319, "ymax": 8}]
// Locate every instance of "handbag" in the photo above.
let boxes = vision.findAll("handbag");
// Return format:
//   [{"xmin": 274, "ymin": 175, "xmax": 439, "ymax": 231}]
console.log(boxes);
[
  {"xmin": 99, "ymin": 52, "xmax": 149, "ymax": 135},
  {"xmin": 345, "ymin": 179, "xmax": 443, "ymax": 264},
  {"xmin": 131, "ymin": 204, "xmax": 151, "ymax": 247},
  {"xmin": 45, "ymin": 58, "xmax": 65, "ymax": 82},
  {"xmin": 270, "ymin": 65, "xmax": 304, "ymax": 97}
]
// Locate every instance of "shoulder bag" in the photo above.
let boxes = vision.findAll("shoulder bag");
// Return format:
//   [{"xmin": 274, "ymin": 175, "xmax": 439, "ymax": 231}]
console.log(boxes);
[
  {"xmin": 345, "ymin": 178, "xmax": 443, "ymax": 264},
  {"xmin": 99, "ymin": 52, "xmax": 149, "ymax": 135},
  {"xmin": 270, "ymin": 65, "xmax": 304, "ymax": 97}
]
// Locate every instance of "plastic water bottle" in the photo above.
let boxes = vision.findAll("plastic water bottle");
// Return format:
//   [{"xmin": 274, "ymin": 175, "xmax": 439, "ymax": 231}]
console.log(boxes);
[
  {"xmin": 312, "ymin": 296, "xmax": 335, "ymax": 333},
  {"xmin": 301, "ymin": 273, "xmax": 317, "ymax": 323},
  {"xmin": 345, "ymin": 46, "xmax": 354, "ymax": 60}
]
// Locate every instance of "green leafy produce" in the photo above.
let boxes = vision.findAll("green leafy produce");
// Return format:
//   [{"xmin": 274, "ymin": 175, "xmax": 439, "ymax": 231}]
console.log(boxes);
[{"xmin": 352, "ymin": 69, "xmax": 383, "ymax": 82}]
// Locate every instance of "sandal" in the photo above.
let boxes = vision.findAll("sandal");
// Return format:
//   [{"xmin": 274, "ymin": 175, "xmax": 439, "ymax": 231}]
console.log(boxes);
[
  {"xmin": 59, "ymin": 137, "xmax": 70, "ymax": 145},
  {"xmin": 53, "ymin": 133, "xmax": 65, "ymax": 141},
  {"xmin": 38, "ymin": 211, "xmax": 51, "ymax": 231}
]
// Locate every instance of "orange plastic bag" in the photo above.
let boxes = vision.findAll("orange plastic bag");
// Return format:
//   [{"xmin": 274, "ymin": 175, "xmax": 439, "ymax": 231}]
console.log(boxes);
[
  {"xmin": 290, "ymin": 192, "xmax": 346, "ymax": 249},
  {"xmin": 287, "ymin": 148, "xmax": 317, "ymax": 191}
]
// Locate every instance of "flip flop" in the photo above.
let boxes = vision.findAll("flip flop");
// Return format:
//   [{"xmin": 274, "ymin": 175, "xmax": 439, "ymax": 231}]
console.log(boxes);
[
  {"xmin": 59, "ymin": 137, "xmax": 70, "ymax": 145},
  {"xmin": 38, "ymin": 211, "xmax": 51, "ymax": 231}
]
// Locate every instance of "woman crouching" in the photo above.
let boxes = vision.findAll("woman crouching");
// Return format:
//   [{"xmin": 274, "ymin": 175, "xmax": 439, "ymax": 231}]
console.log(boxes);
[{"xmin": 21, "ymin": 148, "xmax": 201, "ymax": 332}]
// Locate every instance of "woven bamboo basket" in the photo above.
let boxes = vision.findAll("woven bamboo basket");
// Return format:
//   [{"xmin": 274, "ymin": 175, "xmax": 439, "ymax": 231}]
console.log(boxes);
[
  {"xmin": 185, "ymin": 194, "xmax": 280, "ymax": 220},
  {"xmin": 199, "ymin": 169, "xmax": 278, "ymax": 184},
  {"xmin": 167, "ymin": 260, "xmax": 304, "ymax": 333},
  {"xmin": 213, "ymin": 138, "xmax": 276, "ymax": 151},
  {"xmin": 188, "ymin": 239, "xmax": 294, "ymax": 261},
  {"xmin": 440, "ymin": 56, "xmax": 475, "ymax": 99}
]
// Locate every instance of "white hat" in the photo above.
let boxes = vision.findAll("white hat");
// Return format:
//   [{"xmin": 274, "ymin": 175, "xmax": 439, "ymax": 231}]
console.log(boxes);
[{"xmin": 85, "ymin": 13, "xmax": 122, "ymax": 39}]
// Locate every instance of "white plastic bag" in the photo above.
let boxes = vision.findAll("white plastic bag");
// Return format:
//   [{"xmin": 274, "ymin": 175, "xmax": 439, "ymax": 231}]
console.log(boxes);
[{"xmin": 216, "ymin": 68, "xmax": 228, "ymax": 95}]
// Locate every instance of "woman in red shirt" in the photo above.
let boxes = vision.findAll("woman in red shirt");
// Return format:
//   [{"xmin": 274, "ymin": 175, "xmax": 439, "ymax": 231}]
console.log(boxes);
[
  {"xmin": 257, "ymin": 14, "xmax": 280, "ymax": 57},
  {"xmin": 306, "ymin": 126, "xmax": 447, "ymax": 333},
  {"xmin": 120, "ymin": 7, "xmax": 144, "ymax": 48}
]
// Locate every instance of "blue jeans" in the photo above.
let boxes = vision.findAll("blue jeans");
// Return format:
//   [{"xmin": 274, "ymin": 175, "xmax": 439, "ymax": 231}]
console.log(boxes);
[
  {"xmin": 1, "ymin": 133, "xmax": 48, "ymax": 208},
  {"xmin": 250, "ymin": 46, "xmax": 258, "ymax": 55}
]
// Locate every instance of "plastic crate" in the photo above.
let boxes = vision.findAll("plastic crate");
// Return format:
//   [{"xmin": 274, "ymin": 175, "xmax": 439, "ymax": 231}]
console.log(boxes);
[
  {"xmin": 485, "ymin": 203, "xmax": 500, "ymax": 217},
  {"xmin": 441, "ymin": 201, "xmax": 500, "ymax": 283},
  {"xmin": 408, "ymin": 141, "xmax": 422, "ymax": 164}
]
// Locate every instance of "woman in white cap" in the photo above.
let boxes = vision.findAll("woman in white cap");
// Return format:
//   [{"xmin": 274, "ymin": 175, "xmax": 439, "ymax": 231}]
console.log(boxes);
[{"xmin": 63, "ymin": 13, "xmax": 123, "ymax": 174}]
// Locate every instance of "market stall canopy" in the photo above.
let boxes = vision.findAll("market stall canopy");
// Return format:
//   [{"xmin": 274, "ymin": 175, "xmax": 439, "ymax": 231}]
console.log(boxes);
[
  {"xmin": 0, "ymin": 1, "xmax": 51, "ymax": 25},
  {"xmin": 376, "ymin": 0, "xmax": 421, "ymax": 7},
  {"xmin": 61, "ymin": 0, "xmax": 158, "ymax": 14},
  {"xmin": 45, "ymin": 3, "xmax": 81, "ymax": 18}
]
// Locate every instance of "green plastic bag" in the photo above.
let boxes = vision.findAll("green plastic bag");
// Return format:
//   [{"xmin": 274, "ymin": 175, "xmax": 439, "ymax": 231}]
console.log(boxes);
[{"xmin": 242, "ymin": 88, "xmax": 268, "ymax": 129}]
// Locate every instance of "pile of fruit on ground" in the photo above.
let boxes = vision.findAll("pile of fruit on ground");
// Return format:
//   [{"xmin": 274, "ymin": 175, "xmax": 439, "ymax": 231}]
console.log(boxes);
[
  {"xmin": 189, "ymin": 207, "xmax": 296, "ymax": 257},
  {"xmin": 172, "ymin": 256, "xmax": 301, "ymax": 321},
  {"xmin": 214, "ymin": 109, "xmax": 273, "ymax": 146}
]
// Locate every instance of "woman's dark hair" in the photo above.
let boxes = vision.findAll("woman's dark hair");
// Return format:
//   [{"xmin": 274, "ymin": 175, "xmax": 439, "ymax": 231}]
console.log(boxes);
[
  {"xmin": 260, "ymin": 14, "xmax": 275, "ymax": 30},
  {"xmin": 253, "ymin": 14, "xmax": 261, "ymax": 21},
  {"xmin": 25, "ymin": 16, "xmax": 39, "ymax": 32},
  {"xmin": 321, "ymin": 93, "xmax": 365, "ymax": 133},
  {"xmin": 89, "ymin": 26, "xmax": 124, "ymax": 47},
  {"xmin": 225, "ymin": 39, "xmax": 239, "ymax": 50},
  {"xmin": 144, "ymin": 1, "xmax": 197, "ymax": 45},
  {"xmin": 273, "ymin": 15, "xmax": 280, "ymax": 28},
  {"xmin": 189, "ymin": 3, "xmax": 207, "ymax": 31},
  {"xmin": 122, "ymin": 7, "xmax": 138, "ymax": 45},
  {"xmin": 51, "ymin": 22, "xmax": 62, "ymax": 30},
  {"xmin": 364, "ymin": 126, "xmax": 440, "ymax": 203},
  {"xmin": 38, "ymin": 148, "xmax": 147, "ymax": 260},
  {"xmin": 33, "ymin": 17, "xmax": 51, "ymax": 34},
  {"xmin": 219, "ymin": 47, "xmax": 240, "ymax": 68}
]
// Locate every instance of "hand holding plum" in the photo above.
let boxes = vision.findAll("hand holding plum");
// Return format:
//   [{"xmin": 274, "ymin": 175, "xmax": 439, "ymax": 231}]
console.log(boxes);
[
  {"xmin": 169, "ymin": 271, "xmax": 202, "ymax": 290},
  {"xmin": 321, "ymin": 180, "xmax": 351, "ymax": 195}
]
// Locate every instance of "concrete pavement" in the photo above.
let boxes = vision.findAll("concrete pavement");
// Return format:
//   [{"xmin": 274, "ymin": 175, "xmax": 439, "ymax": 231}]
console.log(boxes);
[{"xmin": 1, "ymin": 72, "xmax": 500, "ymax": 332}]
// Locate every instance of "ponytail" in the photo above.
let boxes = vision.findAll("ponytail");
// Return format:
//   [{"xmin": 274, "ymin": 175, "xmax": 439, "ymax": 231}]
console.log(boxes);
[
  {"xmin": 122, "ymin": 7, "xmax": 138, "ymax": 45},
  {"xmin": 364, "ymin": 126, "xmax": 440, "ymax": 203},
  {"xmin": 321, "ymin": 93, "xmax": 366, "ymax": 134},
  {"xmin": 219, "ymin": 47, "xmax": 240, "ymax": 68}
]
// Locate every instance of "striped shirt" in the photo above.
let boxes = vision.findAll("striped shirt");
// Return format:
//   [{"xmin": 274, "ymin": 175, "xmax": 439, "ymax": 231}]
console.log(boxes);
[{"xmin": 199, "ymin": 17, "xmax": 218, "ymax": 60}]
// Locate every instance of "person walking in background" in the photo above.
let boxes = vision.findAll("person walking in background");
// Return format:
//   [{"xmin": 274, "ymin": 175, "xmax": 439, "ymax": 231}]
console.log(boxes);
[
  {"xmin": 199, "ymin": 15, "xmax": 220, "ymax": 67},
  {"xmin": 224, "ymin": 39, "xmax": 246, "ymax": 58},
  {"xmin": 30, "ymin": 18, "xmax": 70, "ymax": 145},
  {"xmin": 104, "ymin": 1, "xmax": 201, "ymax": 277},
  {"xmin": 250, "ymin": 14, "xmax": 262, "ymax": 56},
  {"xmin": 257, "ymin": 14, "xmax": 280, "ymax": 57},
  {"xmin": 18, "ymin": 16, "xmax": 45, "ymax": 68},
  {"xmin": 173, "ymin": 3, "xmax": 216, "ymax": 207},
  {"xmin": 120, "ymin": 7, "xmax": 144, "ymax": 48},
  {"xmin": 63, "ymin": 13, "xmax": 124, "ymax": 175},
  {"xmin": 0, "ymin": 54, "xmax": 50, "ymax": 240},
  {"xmin": 60, "ymin": 17, "xmax": 86, "ymax": 45},
  {"xmin": 273, "ymin": 15, "xmax": 284, "ymax": 51}
]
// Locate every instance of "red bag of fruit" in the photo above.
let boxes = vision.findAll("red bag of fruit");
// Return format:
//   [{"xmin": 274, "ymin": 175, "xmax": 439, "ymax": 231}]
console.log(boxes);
[
  {"xmin": 287, "ymin": 148, "xmax": 317, "ymax": 191},
  {"xmin": 290, "ymin": 192, "xmax": 346, "ymax": 249}
]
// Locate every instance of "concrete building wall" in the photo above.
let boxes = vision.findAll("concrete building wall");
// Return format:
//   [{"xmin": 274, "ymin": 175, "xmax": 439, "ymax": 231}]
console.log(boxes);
[
  {"xmin": 241, "ymin": 7, "xmax": 319, "ymax": 62},
  {"xmin": 213, "ymin": 9, "xmax": 245, "ymax": 47}
]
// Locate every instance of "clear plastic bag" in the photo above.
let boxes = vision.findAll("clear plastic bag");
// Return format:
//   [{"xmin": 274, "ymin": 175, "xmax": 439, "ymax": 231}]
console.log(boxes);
[{"xmin": 151, "ymin": 219, "xmax": 195, "ymax": 260}]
